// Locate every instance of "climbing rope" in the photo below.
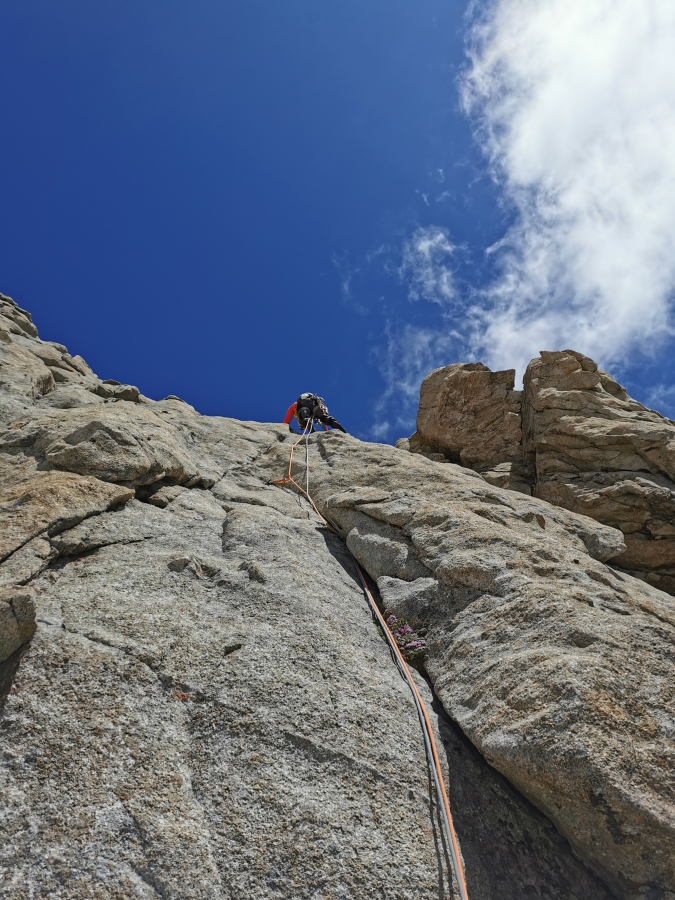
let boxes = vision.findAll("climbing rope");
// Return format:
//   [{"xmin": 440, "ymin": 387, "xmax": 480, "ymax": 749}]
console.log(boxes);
[{"xmin": 273, "ymin": 423, "xmax": 470, "ymax": 900}]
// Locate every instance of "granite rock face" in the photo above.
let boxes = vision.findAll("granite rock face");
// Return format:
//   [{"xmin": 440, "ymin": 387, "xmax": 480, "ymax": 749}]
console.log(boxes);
[
  {"xmin": 0, "ymin": 295, "xmax": 461, "ymax": 899},
  {"xmin": 412, "ymin": 362, "xmax": 532, "ymax": 493},
  {"xmin": 409, "ymin": 349, "xmax": 675, "ymax": 595},
  {"xmin": 0, "ymin": 292, "xmax": 138, "ymax": 426},
  {"xmin": 1, "ymin": 294, "xmax": 673, "ymax": 900},
  {"xmin": 269, "ymin": 435, "xmax": 674, "ymax": 900},
  {"xmin": 0, "ymin": 589, "xmax": 36, "ymax": 662},
  {"xmin": 524, "ymin": 350, "xmax": 675, "ymax": 593}
]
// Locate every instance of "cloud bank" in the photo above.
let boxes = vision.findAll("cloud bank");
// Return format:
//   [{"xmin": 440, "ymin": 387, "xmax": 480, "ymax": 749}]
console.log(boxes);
[
  {"xmin": 370, "ymin": 0, "xmax": 675, "ymax": 439},
  {"xmin": 463, "ymin": 0, "xmax": 675, "ymax": 376}
]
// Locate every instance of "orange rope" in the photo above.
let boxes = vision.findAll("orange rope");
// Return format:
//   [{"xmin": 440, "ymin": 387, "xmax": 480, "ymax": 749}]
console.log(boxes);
[
  {"xmin": 273, "ymin": 426, "xmax": 470, "ymax": 900},
  {"xmin": 272, "ymin": 421, "xmax": 327, "ymax": 522},
  {"xmin": 354, "ymin": 567, "xmax": 470, "ymax": 900}
]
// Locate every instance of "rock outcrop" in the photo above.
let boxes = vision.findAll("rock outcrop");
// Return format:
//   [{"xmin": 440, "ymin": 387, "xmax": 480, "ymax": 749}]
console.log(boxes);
[
  {"xmin": 414, "ymin": 363, "xmax": 520, "ymax": 467},
  {"xmin": 1, "ymin": 294, "xmax": 674, "ymax": 900},
  {"xmin": 406, "ymin": 350, "xmax": 675, "ymax": 595},
  {"xmin": 412, "ymin": 362, "xmax": 532, "ymax": 493}
]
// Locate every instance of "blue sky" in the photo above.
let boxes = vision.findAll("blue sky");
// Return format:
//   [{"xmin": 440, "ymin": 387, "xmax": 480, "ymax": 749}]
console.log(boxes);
[{"xmin": 2, "ymin": 0, "xmax": 675, "ymax": 440}]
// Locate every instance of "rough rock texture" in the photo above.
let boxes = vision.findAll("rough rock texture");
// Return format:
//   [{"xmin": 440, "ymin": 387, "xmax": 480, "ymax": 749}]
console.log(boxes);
[
  {"xmin": 269, "ymin": 436, "xmax": 674, "ymax": 900},
  {"xmin": 1, "ymin": 294, "xmax": 673, "ymax": 900},
  {"xmin": 409, "ymin": 349, "xmax": 675, "ymax": 594},
  {"xmin": 412, "ymin": 363, "xmax": 531, "ymax": 493},
  {"xmin": 0, "ymin": 589, "xmax": 36, "ymax": 662},
  {"xmin": 0, "ymin": 295, "xmax": 461, "ymax": 898},
  {"xmin": 0, "ymin": 292, "xmax": 140, "ymax": 427},
  {"xmin": 524, "ymin": 350, "xmax": 675, "ymax": 593}
]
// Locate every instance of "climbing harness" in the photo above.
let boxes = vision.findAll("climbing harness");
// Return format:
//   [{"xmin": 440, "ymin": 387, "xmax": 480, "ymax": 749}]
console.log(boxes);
[{"xmin": 273, "ymin": 424, "xmax": 470, "ymax": 900}]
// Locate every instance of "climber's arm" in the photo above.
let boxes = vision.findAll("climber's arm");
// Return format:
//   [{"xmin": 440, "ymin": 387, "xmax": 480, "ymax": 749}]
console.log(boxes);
[{"xmin": 283, "ymin": 402, "xmax": 297, "ymax": 425}]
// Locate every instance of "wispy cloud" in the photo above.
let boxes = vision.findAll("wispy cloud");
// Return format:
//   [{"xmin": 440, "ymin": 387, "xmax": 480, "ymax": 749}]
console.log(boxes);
[
  {"xmin": 398, "ymin": 226, "xmax": 458, "ymax": 305},
  {"xmin": 366, "ymin": 243, "xmax": 388, "ymax": 264},
  {"xmin": 646, "ymin": 383, "xmax": 675, "ymax": 419},
  {"xmin": 331, "ymin": 252, "xmax": 355, "ymax": 301},
  {"xmin": 331, "ymin": 252, "xmax": 367, "ymax": 314},
  {"xmin": 366, "ymin": 228, "xmax": 469, "ymax": 439},
  {"xmin": 369, "ymin": 421, "xmax": 391, "ymax": 441},
  {"xmin": 461, "ymin": 0, "xmax": 675, "ymax": 378},
  {"xmin": 370, "ymin": 322, "xmax": 465, "ymax": 440}
]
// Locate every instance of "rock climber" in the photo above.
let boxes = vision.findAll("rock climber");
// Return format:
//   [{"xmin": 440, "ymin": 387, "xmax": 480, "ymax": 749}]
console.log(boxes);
[{"xmin": 283, "ymin": 393, "xmax": 347, "ymax": 434}]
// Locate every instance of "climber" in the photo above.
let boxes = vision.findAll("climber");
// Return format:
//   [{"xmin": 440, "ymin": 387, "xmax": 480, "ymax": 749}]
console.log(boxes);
[{"xmin": 283, "ymin": 392, "xmax": 347, "ymax": 434}]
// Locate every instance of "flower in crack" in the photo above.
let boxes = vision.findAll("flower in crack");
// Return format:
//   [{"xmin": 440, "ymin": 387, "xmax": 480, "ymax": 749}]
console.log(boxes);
[{"xmin": 383, "ymin": 609, "xmax": 428, "ymax": 663}]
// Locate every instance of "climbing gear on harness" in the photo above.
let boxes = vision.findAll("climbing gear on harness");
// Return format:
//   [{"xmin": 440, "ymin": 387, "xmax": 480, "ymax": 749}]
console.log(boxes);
[
  {"xmin": 283, "ymin": 394, "xmax": 347, "ymax": 434},
  {"xmin": 272, "ymin": 430, "xmax": 470, "ymax": 900}
]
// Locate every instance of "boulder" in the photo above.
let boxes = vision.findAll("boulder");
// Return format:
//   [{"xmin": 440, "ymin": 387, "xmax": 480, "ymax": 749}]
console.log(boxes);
[
  {"xmin": 0, "ymin": 459, "xmax": 133, "ymax": 564},
  {"xmin": 92, "ymin": 381, "xmax": 141, "ymax": 402},
  {"xmin": 0, "ymin": 404, "xmax": 222, "ymax": 489},
  {"xmin": 0, "ymin": 293, "xmax": 38, "ymax": 339},
  {"xmin": 0, "ymin": 293, "xmax": 105, "ymax": 424},
  {"xmin": 416, "ymin": 362, "xmax": 522, "ymax": 466},
  {"xmin": 414, "ymin": 362, "xmax": 533, "ymax": 493}
]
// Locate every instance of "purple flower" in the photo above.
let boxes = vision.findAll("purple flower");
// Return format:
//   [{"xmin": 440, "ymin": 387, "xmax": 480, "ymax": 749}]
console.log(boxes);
[
  {"xmin": 386, "ymin": 615, "xmax": 397, "ymax": 626},
  {"xmin": 399, "ymin": 624, "xmax": 413, "ymax": 635},
  {"xmin": 405, "ymin": 641, "xmax": 427, "ymax": 650}
]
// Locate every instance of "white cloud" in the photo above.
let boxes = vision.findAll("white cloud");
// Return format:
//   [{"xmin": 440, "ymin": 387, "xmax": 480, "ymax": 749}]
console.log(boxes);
[
  {"xmin": 399, "ymin": 226, "xmax": 458, "ymax": 305},
  {"xmin": 462, "ymin": 0, "xmax": 675, "ymax": 379},
  {"xmin": 369, "ymin": 421, "xmax": 391, "ymax": 441},
  {"xmin": 371, "ymin": 323, "xmax": 463, "ymax": 440},
  {"xmin": 331, "ymin": 252, "xmax": 367, "ymax": 314}
]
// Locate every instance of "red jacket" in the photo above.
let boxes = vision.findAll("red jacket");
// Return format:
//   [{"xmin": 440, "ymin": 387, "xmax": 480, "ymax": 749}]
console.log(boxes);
[
  {"xmin": 283, "ymin": 401, "xmax": 297, "ymax": 425},
  {"xmin": 283, "ymin": 400, "xmax": 328, "ymax": 430}
]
